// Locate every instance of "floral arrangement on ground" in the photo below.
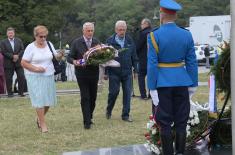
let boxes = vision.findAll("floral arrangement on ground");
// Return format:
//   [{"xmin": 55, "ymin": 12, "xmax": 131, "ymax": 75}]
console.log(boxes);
[
  {"xmin": 144, "ymin": 109, "xmax": 208, "ymax": 154},
  {"xmin": 211, "ymin": 41, "xmax": 230, "ymax": 94}
]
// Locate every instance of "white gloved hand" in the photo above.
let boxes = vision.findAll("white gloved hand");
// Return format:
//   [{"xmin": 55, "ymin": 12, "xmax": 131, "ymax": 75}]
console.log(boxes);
[{"xmin": 150, "ymin": 90, "xmax": 159, "ymax": 106}]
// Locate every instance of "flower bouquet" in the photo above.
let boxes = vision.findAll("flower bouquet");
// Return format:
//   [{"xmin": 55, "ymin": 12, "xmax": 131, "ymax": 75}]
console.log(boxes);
[
  {"xmin": 78, "ymin": 44, "xmax": 126, "ymax": 66},
  {"xmin": 144, "ymin": 115, "xmax": 161, "ymax": 155},
  {"xmin": 144, "ymin": 110, "xmax": 208, "ymax": 155}
]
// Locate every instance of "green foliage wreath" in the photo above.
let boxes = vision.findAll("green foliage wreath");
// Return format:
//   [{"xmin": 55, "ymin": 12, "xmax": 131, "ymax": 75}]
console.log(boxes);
[{"xmin": 211, "ymin": 42, "xmax": 230, "ymax": 93}]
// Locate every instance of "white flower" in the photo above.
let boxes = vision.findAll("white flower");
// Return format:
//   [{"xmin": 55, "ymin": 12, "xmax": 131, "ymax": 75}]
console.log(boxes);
[
  {"xmin": 189, "ymin": 111, "xmax": 194, "ymax": 118},
  {"xmin": 150, "ymin": 120, "xmax": 155, "ymax": 127},
  {"xmin": 187, "ymin": 131, "xmax": 191, "ymax": 137},
  {"xmin": 193, "ymin": 111, "xmax": 198, "ymax": 117},
  {"xmin": 144, "ymin": 143, "xmax": 151, "ymax": 152},
  {"xmin": 150, "ymin": 144, "xmax": 161, "ymax": 155},
  {"xmin": 186, "ymin": 125, "xmax": 190, "ymax": 131},
  {"xmin": 194, "ymin": 117, "xmax": 200, "ymax": 124},
  {"xmin": 191, "ymin": 120, "xmax": 195, "ymax": 126},
  {"xmin": 152, "ymin": 128, "xmax": 157, "ymax": 135},
  {"xmin": 147, "ymin": 121, "xmax": 154, "ymax": 129},
  {"xmin": 147, "ymin": 123, "xmax": 151, "ymax": 130}
]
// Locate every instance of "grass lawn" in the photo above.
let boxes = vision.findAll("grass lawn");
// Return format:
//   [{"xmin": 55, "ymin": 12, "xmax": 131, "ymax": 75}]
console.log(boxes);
[
  {"xmin": 198, "ymin": 72, "xmax": 210, "ymax": 82},
  {"xmin": 0, "ymin": 73, "xmax": 213, "ymax": 155}
]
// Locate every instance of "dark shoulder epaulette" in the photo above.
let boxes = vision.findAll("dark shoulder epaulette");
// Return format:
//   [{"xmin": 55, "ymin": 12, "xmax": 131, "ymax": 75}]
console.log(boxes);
[{"xmin": 180, "ymin": 26, "xmax": 189, "ymax": 31}]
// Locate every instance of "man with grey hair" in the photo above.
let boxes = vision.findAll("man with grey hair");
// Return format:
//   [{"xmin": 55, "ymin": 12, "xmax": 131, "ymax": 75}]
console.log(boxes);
[
  {"xmin": 67, "ymin": 22, "xmax": 100, "ymax": 129},
  {"xmin": 104, "ymin": 20, "xmax": 138, "ymax": 122},
  {"xmin": 136, "ymin": 18, "xmax": 152, "ymax": 100}
]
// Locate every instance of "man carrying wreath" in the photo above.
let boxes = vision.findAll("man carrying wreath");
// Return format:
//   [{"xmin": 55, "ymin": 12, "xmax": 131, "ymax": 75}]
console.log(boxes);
[
  {"xmin": 67, "ymin": 22, "xmax": 100, "ymax": 129},
  {"xmin": 104, "ymin": 20, "xmax": 138, "ymax": 122}
]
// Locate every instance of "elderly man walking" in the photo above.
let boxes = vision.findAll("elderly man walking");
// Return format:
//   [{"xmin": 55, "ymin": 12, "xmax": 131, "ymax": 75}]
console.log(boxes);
[
  {"xmin": 67, "ymin": 22, "xmax": 100, "ymax": 129},
  {"xmin": 104, "ymin": 20, "xmax": 138, "ymax": 122}
]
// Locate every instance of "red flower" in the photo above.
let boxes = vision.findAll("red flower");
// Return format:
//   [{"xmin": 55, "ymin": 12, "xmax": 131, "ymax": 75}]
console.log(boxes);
[
  {"xmin": 157, "ymin": 140, "xmax": 161, "ymax": 145},
  {"xmin": 146, "ymin": 136, "xmax": 151, "ymax": 140},
  {"xmin": 145, "ymin": 133, "xmax": 150, "ymax": 137}
]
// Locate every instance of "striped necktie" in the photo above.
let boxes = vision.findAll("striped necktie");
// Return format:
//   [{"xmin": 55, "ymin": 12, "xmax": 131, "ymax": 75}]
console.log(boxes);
[{"xmin": 86, "ymin": 39, "xmax": 91, "ymax": 49}]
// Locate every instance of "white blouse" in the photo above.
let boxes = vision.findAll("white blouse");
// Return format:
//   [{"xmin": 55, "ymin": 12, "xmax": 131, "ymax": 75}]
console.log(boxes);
[{"xmin": 22, "ymin": 41, "xmax": 57, "ymax": 76}]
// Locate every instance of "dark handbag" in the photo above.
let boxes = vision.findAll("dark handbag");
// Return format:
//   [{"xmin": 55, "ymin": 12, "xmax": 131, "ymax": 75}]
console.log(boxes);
[{"xmin": 47, "ymin": 41, "xmax": 62, "ymax": 75}]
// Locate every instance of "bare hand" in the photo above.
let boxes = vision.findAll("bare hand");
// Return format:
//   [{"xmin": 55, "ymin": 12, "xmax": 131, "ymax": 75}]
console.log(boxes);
[
  {"xmin": 73, "ymin": 60, "xmax": 79, "ymax": 66},
  {"xmin": 133, "ymin": 73, "xmax": 138, "ymax": 79},
  {"xmin": 73, "ymin": 59, "xmax": 85, "ymax": 67},
  {"xmin": 35, "ymin": 66, "xmax": 46, "ymax": 73},
  {"xmin": 104, "ymin": 75, "xmax": 109, "ymax": 80},
  {"xmin": 13, "ymin": 55, "xmax": 19, "ymax": 62},
  {"xmin": 56, "ymin": 50, "xmax": 65, "ymax": 59}
]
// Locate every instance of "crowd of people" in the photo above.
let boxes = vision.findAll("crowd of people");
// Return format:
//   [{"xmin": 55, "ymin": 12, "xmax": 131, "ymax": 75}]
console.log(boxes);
[{"xmin": 0, "ymin": 0, "xmax": 198, "ymax": 154}]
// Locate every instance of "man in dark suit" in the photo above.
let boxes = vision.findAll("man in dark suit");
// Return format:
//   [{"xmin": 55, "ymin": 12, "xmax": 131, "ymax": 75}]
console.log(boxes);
[
  {"xmin": 67, "ymin": 22, "xmax": 100, "ymax": 129},
  {"xmin": 136, "ymin": 18, "xmax": 152, "ymax": 100},
  {"xmin": 1, "ymin": 27, "xmax": 25, "ymax": 97}
]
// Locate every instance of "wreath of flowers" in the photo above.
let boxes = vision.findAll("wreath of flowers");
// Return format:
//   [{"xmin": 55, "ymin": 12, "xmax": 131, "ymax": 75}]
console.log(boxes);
[
  {"xmin": 82, "ymin": 44, "xmax": 117, "ymax": 65},
  {"xmin": 211, "ymin": 41, "xmax": 230, "ymax": 94},
  {"xmin": 144, "ymin": 107, "xmax": 208, "ymax": 154},
  {"xmin": 78, "ymin": 44, "xmax": 127, "ymax": 66}
]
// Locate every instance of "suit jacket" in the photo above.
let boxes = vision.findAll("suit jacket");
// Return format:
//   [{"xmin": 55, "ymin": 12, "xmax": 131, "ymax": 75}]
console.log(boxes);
[
  {"xmin": 67, "ymin": 36, "xmax": 100, "ymax": 77},
  {"xmin": 106, "ymin": 34, "xmax": 138, "ymax": 76},
  {"xmin": 0, "ymin": 37, "xmax": 24, "ymax": 69}
]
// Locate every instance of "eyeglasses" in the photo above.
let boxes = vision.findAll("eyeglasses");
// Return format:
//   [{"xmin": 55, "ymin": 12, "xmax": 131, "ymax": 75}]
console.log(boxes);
[{"xmin": 38, "ymin": 35, "xmax": 47, "ymax": 39}]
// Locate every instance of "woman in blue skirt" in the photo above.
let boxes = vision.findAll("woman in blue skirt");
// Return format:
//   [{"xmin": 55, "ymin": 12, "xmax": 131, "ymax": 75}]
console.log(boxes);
[{"xmin": 21, "ymin": 25, "xmax": 63, "ymax": 133}]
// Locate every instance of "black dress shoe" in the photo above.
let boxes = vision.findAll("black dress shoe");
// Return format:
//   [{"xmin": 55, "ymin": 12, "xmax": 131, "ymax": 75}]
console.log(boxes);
[
  {"xmin": 8, "ymin": 94, "xmax": 14, "ymax": 98},
  {"xmin": 106, "ymin": 113, "xmax": 111, "ymax": 119},
  {"xmin": 19, "ymin": 94, "xmax": 25, "ymax": 97},
  {"xmin": 140, "ymin": 97, "xmax": 148, "ymax": 100},
  {"xmin": 84, "ymin": 124, "xmax": 91, "ymax": 129},
  {"xmin": 122, "ymin": 117, "xmax": 133, "ymax": 122}
]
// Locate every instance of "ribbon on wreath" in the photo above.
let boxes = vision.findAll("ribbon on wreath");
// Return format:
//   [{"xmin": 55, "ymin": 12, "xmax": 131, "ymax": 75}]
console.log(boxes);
[{"xmin": 208, "ymin": 74, "xmax": 218, "ymax": 119}]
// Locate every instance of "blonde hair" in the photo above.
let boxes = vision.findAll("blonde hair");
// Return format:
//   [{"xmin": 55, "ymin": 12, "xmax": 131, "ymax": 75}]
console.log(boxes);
[{"xmin": 33, "ymin": 25, "xmax": 48, "ymax": 36}]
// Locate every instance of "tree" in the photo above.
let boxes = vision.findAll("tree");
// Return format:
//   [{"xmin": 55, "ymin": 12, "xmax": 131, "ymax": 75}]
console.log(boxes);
[{"xmin": 0, "ymin": 0, "xmax": 230, "ymax": 46}]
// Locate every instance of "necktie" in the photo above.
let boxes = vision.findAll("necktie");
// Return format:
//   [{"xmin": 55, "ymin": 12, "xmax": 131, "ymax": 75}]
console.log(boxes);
[
  {"xmin": 86, "ymin": 40, "xmax": 91, "ymax": 49},
  {"xmin": 10, "ymin": 39, "xmax": 14, "ymax": 51}
]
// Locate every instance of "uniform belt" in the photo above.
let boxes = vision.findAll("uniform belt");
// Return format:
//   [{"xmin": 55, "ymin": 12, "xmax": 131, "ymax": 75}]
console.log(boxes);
[{"xmin": 158, "ymin": 62, "xmax": 184, "ymax": 68}]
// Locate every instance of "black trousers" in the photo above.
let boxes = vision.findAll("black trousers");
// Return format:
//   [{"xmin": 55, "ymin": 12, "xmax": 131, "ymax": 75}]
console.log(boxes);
[
  {"xmin": 4, "ymin": 67, "xmax": 25, "ymax": 95},
  {"xmin": 60, "ymin": 61, "xmax": 67, "ymax": 82},
  {"xmin": 137, "ymin": 67, "xmax": 147, "ymax": 98},
  {"xmin": 77, "ymin": 76, "xmax": 98, "ymax": 125},
  {"xmin": 155, "ymin": 86, "xmax": 190, "ymax": 135}
]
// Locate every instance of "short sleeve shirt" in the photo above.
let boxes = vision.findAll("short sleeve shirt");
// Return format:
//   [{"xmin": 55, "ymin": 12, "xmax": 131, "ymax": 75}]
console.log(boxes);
[{"xmin": 22, "ymin": 41, "xmax": 57, "ymax": 76}]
